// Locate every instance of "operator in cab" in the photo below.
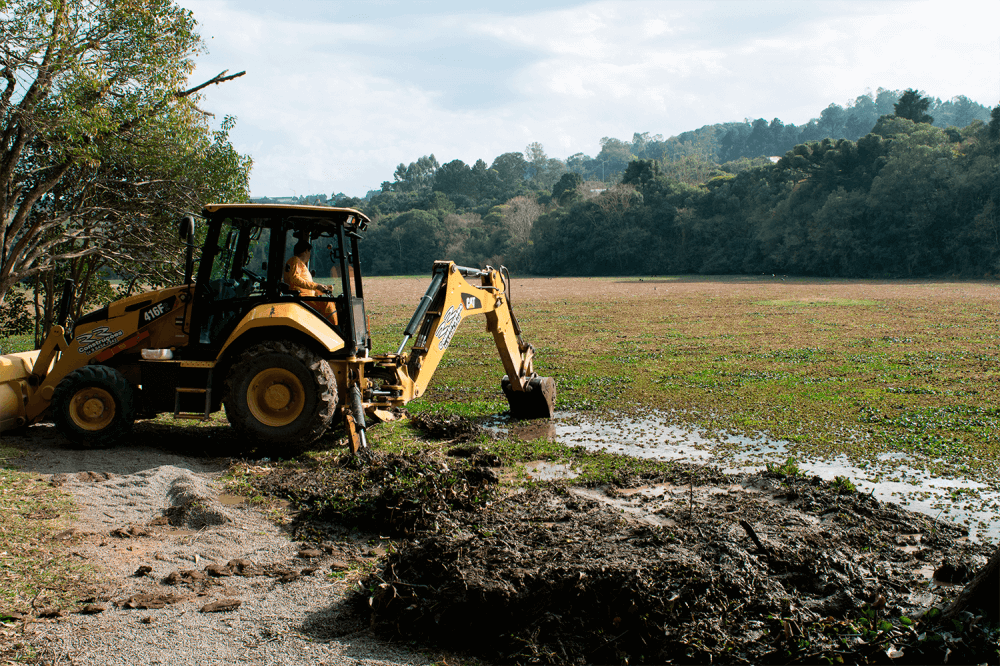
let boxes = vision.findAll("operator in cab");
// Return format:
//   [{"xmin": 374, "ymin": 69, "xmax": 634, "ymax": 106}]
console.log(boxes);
[{"xmin": 284, "ymin": 239, "xmax": 338, "ymax": 326}]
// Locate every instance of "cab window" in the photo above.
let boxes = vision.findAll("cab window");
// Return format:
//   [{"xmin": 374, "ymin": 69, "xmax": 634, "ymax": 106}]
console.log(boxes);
[{"xmin": 283, "ymin": 228, "xmax": 344, "ymax": 298}]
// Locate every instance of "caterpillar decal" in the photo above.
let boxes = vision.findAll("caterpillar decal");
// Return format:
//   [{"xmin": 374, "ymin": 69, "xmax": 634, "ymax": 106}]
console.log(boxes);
[
  {"xmin": 434, "ymin": 304, "xmax": 464, "ymax": 351},
  {"xmin": 461, "ymin": 293, "xmax": 482, "ymax": 310}
]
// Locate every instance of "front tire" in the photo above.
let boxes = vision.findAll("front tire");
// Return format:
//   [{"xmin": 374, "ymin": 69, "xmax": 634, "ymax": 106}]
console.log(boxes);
[
  {"xmin": 51, "ymin": 365, "xmax": 135, "ymax": 447},
  {"xmin": 224, "ymin": 341, "xmax": 337, "ymax": 446}
]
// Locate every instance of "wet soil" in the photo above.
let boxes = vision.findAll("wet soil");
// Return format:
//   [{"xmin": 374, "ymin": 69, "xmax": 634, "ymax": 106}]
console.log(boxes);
[
  {"xmin": 245, "ymin": 416, "xmax": 999, "ymax": 665},
  {"xmin": 5, "ymin": 415, "xmax": 998, "ymax": 665},
  {"xmin": 353, "ymin": 482, "xmax": 996, "ymax": 664}
]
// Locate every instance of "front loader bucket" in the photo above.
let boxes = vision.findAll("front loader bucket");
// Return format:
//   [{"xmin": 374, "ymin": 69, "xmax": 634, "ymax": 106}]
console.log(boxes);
[
  {"xmin": 502, "ymin": 375, "xmax": 556, "ymax": 420},
  {"xmin": 0, "ymin": 350, "xmax": 41, "ymax": 432}
]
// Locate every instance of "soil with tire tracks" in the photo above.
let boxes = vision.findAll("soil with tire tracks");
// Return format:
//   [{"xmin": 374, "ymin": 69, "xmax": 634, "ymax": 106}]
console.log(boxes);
[{"xmin": 2, "ymin": 422, "xmax": 429, "ymax": 666}]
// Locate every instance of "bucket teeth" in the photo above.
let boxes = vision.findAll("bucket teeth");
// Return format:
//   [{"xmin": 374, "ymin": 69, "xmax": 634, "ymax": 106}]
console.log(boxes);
[{"xmin": 502, "ymin": 376, "xmax": 556, "ymax": 420}]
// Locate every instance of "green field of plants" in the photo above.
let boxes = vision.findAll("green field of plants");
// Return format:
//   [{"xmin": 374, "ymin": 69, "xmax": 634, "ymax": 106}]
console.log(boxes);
[{"xmin": 364, "ymin": 276, "xmax": 999, "ymax": 486}]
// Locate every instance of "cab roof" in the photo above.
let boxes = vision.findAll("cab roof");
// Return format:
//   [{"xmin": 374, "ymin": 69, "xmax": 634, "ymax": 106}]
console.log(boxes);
[{"xmin": 202, "ymin": 203, "xmax": 371, "ymax": 232}]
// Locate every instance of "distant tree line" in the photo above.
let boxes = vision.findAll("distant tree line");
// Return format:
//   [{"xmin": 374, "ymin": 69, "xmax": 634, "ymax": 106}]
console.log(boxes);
[
  {"xmin": 318, "ymin": 90, "xmax": 999, "ymax": 279},
  {"xmin": 533, "ymin": 112, "xmax": 999, "ymax": 278}
]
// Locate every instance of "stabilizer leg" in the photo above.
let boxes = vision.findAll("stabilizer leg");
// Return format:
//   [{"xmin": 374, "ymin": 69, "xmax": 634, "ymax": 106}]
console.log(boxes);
[{"xmin": 346, "ymin": 383, "xmax": 368, "ymax": 454}]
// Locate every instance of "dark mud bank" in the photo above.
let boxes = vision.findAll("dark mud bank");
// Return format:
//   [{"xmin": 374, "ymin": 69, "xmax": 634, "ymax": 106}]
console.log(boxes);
[
  {"xmin": 354, "ymin": 478, "xmax": 995, "ymax": 664},
  {"xmin": 248, "ymin": 425, "xmax": 998, "ymax": 664}
]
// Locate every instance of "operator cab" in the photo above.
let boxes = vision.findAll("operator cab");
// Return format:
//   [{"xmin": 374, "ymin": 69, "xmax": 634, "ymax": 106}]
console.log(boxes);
[{"xmin": 188, "ymin": 204, "xmax": 372, "ymax": 358}]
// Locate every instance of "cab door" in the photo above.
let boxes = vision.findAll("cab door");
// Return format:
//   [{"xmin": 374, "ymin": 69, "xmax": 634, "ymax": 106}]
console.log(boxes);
[{"xmin": 191, "ymin": 218, "xmax": 271, "ymax": 348}]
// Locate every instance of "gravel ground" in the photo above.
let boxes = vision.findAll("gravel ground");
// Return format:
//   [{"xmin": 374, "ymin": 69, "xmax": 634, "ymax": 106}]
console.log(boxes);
[{"xmin": 9, "ymin": 424, "xmax": 430, "ymax": 666}]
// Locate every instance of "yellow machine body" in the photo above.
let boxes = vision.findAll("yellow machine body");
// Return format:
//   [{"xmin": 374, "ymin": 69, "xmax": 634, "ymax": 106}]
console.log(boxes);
[
  {"xmin": 0, "ymin": 204, "xmax": 553, "ymax": 451},
  {"xmin": 0, "ymin": 288, "xmax": 345, "ymax": 432}
]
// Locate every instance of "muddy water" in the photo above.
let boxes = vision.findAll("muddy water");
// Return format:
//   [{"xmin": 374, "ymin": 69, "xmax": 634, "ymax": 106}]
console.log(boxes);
[{"xmin": 488, "ymin": 411, "xmax": 1000, "ymax": 542}]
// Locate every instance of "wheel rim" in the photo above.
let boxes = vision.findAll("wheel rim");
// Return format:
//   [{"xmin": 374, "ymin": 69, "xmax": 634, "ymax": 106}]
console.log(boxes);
[
  {"xmin": 247, "ymin": 367, "xmax": 305, "ymax": 427},
  {"xmin": 69, "ymin": 388, "xmax": 117, "ymax": 431}
]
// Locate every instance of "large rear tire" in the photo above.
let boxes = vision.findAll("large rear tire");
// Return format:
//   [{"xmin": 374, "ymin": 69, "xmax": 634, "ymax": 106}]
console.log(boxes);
[
  {"xmin": 224, "ymin": 341, "xmax": 337, "ymax": 446},
  {"xmin": 51, "ymin": 365, "xmax": 135, "ymax": 447}
]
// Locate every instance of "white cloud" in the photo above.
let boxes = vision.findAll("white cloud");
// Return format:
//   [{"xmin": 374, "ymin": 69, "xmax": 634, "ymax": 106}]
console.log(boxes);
[{"xmin": 180, "ymin": 0, "xmax": 1000, "ymax": 197}]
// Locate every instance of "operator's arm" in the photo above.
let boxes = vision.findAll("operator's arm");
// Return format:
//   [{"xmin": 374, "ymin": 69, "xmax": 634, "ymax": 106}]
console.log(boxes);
[{"xmin": 284, "ymin": 257, "xmax": 330, "ymax": 293}]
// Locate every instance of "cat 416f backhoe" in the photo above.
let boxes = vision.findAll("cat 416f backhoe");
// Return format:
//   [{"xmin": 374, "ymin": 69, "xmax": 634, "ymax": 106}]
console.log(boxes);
[{"xmin": 0, "ymin": 204, "xmax": 555, "ymax": 452}]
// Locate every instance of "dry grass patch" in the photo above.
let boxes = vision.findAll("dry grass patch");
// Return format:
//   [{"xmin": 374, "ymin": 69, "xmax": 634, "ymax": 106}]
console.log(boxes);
[{"xmin": 1, "ymin": 444, "xmax": 97, "ymax": 661}]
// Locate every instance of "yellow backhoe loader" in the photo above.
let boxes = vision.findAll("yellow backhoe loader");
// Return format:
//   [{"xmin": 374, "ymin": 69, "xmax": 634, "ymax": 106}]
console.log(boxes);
[{"xmin": 0, "ymin": 204, "xmax": 555, "ymax": 452}]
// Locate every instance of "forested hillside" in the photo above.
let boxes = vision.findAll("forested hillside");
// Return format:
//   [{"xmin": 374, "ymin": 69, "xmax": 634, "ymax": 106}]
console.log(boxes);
[
  {"xmin": 534, "ymin": 115, "xmax": 999, "ymax": 277},
  {"xmin": 278, "ymin": 90, "xmax": 999, "ymax": 279}
]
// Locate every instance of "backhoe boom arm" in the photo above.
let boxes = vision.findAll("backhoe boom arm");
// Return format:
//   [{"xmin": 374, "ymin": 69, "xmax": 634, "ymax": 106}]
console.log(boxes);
[{"xmin": 367, "ymin": 262, "xmax": 554, "ymax": 419}]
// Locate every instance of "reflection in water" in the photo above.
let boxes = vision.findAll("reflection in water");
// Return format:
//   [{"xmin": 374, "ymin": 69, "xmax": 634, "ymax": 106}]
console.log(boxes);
[{"xmin": 488, "ymin": 411, "xmax": 1000, "ymax": 542}]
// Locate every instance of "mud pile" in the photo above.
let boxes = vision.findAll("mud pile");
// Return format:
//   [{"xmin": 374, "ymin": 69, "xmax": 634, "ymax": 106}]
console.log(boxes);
[
  {"xmin": 251, "ymin": 449, "xmax": 499, "ymax": 536},
  {"xmin": 348, "ymin": 476, "xmax": 996, "ymax": 664},
  {"xmin": 245, "ymin": 431, "xmax": 997, "ymax": 664}
]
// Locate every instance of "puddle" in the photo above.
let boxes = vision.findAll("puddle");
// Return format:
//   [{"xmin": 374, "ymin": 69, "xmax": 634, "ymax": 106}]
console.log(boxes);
[
  {"xmin": 521, "ymin": 460, "xmax": 579, "ymax": 481},
  {"xmin": 488, "ymin": 411, "xmax": 1000, "ymax": 542},
  {"xmin": 570, "ymin": 486, "xmax": 678, "ymax": 528},
  {"xmin": 217, "ymin": 493, "xmax": 246, "ymax": 507}
]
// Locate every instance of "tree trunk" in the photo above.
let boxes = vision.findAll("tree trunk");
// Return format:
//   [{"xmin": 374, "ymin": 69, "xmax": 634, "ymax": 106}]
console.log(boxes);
[{"xmin": 942, "ymin": 544, "xmax": 1000, "ymax": 623}]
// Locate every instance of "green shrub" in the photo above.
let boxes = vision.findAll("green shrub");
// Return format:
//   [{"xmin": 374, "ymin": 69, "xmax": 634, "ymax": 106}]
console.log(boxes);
[{"xmin": 0, "ymin": 289, "xmax": 33, "ymax": 337}]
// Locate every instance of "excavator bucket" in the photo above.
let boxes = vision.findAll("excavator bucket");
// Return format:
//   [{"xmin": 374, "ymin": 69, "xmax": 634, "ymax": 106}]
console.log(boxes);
[{"xmin": 502, "ymin": 375, "xmax": 556, "ymax": 420}]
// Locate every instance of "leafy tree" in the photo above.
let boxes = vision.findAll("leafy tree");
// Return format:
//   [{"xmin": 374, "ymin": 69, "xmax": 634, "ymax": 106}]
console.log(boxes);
[
  {"xmin": 0, "ymin": 0, "xmax": 248, "ymax": 308},
  {"xmin": 470, "ymin": 158, "xmax": 499, "ymax": 201},
  {"xmin": 551, "ymin": 172, "xmax": 583, "ymax": 205},
  {"xmin": 419, "ymin": 191, "xmax": 455, "ymax": 214},
  {"xmin": 565, "ymin": 152, "xmax": 592, "ymax": 176},
  {"xmin": 524, "ymin": 142, "xmax": 547, "ymax": 185},
  {"xmin": 893, "ymin": 88, "xmax": 934, "ymax": 124},
  {"xmin": 368, "ymin": 209, "xmax": 448, "ymax": 275},
  {"xmin": 630, "ymin": 132, "xmax": 664, "ymax": 160},
  {"xmin": 461, "ymin": 205, "xmax": 509, "ymax": 267},
  {"xmin": 390, "ymin": 155, "xmax": 439, "ymax": 193},
  {"xmin": 433, "ymin": 159, "xmax": 474, "ymax": 198},
  {"xmin": 845, "ymin": 94, "xmax": 879, "ymax": 139},
  {"xmin": 595, "ymin": 137, "xmax": 633, "ymax": 180},
  {"xmin": 932, "ymin": 95, "xmax": 991, "ymax": 128},
  {"xmin": 817, "ymin": 104, "xmax": 848, "ymax": 137},
  {"xmin": 988, "ymin": 104, "xmax": 1000, "ymax": 143},
  {"xmin": 489, "ymin": 152, "xmax": 528, "ymax": 200},
  {"xmin": 621, "ymin": 159, "xmax": 660, "ymax": 188},
  {"xmin": 874, "ymin": 88, "xmax": 899, "ymax": 115}
]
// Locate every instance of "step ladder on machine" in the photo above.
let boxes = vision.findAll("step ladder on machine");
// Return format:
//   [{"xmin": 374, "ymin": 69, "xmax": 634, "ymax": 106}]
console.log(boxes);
[{"xmin": 174, "ymin": 368, "xmax": 213, "ymax": 420}]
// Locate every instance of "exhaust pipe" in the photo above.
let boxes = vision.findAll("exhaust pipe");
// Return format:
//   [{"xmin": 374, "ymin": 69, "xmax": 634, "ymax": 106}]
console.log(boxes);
[
  {"xmin": 57, "ymin": 279, "xmax": 75, "ymax": 329},
  {"xmin": 178, "ymin": 216, "xmax": 196, "ymax": 284}
]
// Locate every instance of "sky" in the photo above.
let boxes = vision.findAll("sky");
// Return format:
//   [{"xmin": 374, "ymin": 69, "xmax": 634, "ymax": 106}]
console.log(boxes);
[{"xmin": 178, "ymin": 0, "xmax": 1000, "ymax": 198}]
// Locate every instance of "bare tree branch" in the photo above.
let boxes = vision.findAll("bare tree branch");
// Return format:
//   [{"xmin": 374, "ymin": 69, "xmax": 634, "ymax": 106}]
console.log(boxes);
[{"xmin": 176, "ymin": 70, "xmax": 246, "ymax": 99}]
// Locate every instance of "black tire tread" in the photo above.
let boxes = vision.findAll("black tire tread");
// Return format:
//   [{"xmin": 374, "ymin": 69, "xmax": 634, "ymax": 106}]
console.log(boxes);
[
  {"xmin": 50, "ymin": 365, "xmax": 135, "ymax": 447},
  {"xmin": 223, "ymin": 340, "xmax": 337, "ymax": 445}
]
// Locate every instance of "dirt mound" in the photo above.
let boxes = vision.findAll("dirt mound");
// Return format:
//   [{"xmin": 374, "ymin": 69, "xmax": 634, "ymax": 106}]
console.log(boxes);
[
  {"xmin": 409, "ymin": 412, "xmax": 485, "ymax": 442},
  {"xmin": 250, "ymin": 449, "xmax": 499, "ymax": 536},
  {"xmin": 347, "ymin": 473, "xmax": 997, "ymax": 665},
  {"xmin": 237, "ymin": 445, "xmax": 998, "ymax": 665},
  {"xmin": 163, "ymin": 474, "xmax": 233, "ymax": 528}
]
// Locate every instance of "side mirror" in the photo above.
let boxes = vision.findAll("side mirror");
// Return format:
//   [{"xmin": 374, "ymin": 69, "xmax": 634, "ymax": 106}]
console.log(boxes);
[
  {"xmin": 179, "ymin": 216, "xmax": 196, "ymax": 284},
  {"xmin": 178, "ymin": 216, "xmax": 195, "ymax": 242}
]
